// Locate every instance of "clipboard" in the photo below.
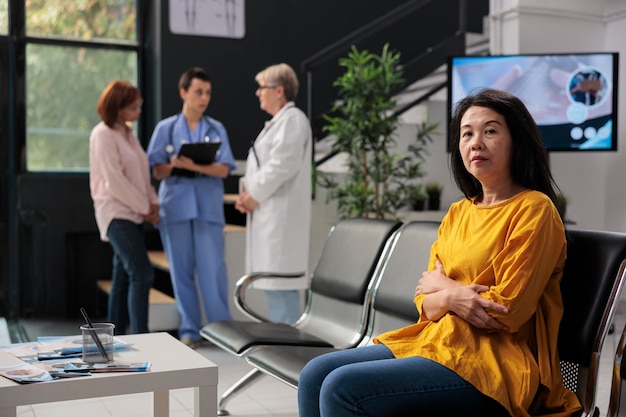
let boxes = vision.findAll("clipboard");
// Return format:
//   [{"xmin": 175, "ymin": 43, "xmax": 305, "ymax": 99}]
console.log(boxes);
[{"xmin": 172, "ymin": 142, "xmax": 221, "ymax": 177}]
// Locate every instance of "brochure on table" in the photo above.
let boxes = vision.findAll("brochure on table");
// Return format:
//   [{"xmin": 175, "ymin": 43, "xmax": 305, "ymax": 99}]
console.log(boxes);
[{"xmin": 0, "ymin": 335, "xmax": 151, "ymax": 383}]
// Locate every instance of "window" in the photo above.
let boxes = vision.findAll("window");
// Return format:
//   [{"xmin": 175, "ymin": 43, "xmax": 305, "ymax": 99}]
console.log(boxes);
[
  {"xmin": 26, "ymin": 0, "xmax": 136, "ymax": 41},
  {"xmin": 26, "ymin": 44, "xmax": 137, "ymax": 171},
  {"xmin": 0, "ymin": 0, "xmax": 7, "ymax": 34},
  {"xmin": 24, "ymin": 0, "xmax": 139, "ymax": 171}
]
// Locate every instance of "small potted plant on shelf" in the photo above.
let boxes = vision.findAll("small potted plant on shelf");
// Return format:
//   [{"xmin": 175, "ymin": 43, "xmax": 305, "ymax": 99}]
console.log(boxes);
[
  {"xmin": 425, "ymin": 182, "xmax": 443, "ymax": 211},
  {"xmin": 408, "ymin": 184, "xmax": 428, "ymax": 211}
]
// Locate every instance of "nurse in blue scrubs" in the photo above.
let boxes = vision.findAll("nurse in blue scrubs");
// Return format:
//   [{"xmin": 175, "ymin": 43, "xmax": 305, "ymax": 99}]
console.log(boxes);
[{"xmin": 146, "ymin": 67, "xmax": 236, "ymax": 348}]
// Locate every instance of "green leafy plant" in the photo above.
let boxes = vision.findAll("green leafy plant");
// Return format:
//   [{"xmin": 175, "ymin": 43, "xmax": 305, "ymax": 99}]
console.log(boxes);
[
  {"xmin": 317, "ymin": 43, "xmax": 440, "ymax": 219},
  {"xmin": 425, "ymin": 181, "xmax": 443, "ymax": 195}
]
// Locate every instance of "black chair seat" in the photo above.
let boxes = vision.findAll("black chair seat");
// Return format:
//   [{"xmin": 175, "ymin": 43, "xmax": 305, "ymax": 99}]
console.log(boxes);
[
  {"xmin": 200, "ymin": 321, "xmax": 333, "ymax": 354},
  {"xmin": 247, "ymin": 345, "xmax": 341, "ymax": 387}
]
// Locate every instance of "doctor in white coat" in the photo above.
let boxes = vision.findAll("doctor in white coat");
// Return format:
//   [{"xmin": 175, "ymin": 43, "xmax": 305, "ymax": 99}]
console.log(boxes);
[{"xmin": 235, "ymin": 63, "xmax": 312, "ymax": 324}]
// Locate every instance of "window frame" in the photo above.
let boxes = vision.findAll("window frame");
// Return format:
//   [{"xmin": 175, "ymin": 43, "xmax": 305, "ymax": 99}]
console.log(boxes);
[
  {"xmin": 2, "ymin": 0, "xmax": 151, "ymax": 317},
  {"xmin": 14, "ymin": 0, "xmax": 148, "ymax": 173}
]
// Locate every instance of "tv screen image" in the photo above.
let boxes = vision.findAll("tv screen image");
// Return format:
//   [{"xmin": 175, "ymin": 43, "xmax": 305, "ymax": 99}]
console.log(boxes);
[{"xmin": 448, "ymin": 52, "xmax": 619, "ymax": 151}]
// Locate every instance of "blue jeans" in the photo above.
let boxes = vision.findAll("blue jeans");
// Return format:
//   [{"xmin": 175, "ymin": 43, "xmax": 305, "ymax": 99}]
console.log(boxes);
[
  {"xmin": 298, "ymin": 344, "xmax": 510, "ymax": 417},
  {"xmin": 106, "ymin": 219, "xmax": 154, "ymax": 335},
  {"xmin": 264, "ymin": 290, "xmax": 301, "ymax": 324}
]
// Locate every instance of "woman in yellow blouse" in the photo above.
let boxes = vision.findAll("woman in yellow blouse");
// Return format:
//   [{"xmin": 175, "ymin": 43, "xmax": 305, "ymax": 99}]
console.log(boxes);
[{"xmin": 297, "ymin": 89, "xmax": 581, "ymax": 417}]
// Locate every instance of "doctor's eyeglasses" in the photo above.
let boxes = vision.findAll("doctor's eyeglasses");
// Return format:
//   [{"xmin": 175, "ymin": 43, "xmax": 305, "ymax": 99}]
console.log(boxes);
[{"xmin": 256, "ymin": 85, "xmax": 277, "ymax": 92}]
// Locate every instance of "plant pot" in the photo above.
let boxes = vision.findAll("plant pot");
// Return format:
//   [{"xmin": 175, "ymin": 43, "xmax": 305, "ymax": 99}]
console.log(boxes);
[
  {"xmin": 428, "ymin": 198, "xmax": 440, "ymax": 211},
  {"xmin": 411, "ymin": 200, "xmax": 426, "ymax": 211}
]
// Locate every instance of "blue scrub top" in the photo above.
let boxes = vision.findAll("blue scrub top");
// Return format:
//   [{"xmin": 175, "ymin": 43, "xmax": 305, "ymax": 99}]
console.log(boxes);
[{"xmin": 146, "ymin": 114, "xmax": 237, "ymax": 226}]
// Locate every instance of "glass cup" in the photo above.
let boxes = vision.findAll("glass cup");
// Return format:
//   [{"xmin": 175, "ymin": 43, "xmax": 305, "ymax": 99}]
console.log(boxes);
[{"xmin": 80, "ymin": 323, "xmax": 115, "ymax": 363}]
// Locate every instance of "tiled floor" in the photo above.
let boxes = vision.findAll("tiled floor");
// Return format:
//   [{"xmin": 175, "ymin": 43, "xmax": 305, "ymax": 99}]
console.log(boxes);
[{"xmin": 6, "ymin": 303, "xmax": 626, "ymax": 417}]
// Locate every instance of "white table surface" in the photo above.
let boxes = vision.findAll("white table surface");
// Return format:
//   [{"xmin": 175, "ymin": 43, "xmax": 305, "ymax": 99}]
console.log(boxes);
[{"xmin": 0, "ymin": 332, "xmax": 218, "ymax": 417}]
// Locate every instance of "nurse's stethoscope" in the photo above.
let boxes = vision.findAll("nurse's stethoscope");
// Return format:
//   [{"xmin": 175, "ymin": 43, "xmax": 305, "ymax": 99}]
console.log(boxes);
[{"xmin": 164, "ymin": 113, "xmax": 219, "ymax": 155}]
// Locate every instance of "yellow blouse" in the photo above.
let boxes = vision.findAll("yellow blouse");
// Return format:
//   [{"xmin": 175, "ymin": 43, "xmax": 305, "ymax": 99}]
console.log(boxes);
[{"xmin": 374, "ymin": 190, "xmax": 581, "ymax": 417}]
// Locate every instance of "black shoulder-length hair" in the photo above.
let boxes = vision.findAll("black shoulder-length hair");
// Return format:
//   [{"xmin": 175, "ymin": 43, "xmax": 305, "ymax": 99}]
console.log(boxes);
[{"xmin": 448, "ymin": 88, "xmax": 560, "ymax": 206}]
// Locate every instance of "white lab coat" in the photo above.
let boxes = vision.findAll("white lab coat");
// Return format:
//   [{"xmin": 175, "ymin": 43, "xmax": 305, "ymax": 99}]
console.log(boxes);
[{"xmin": 241, "ymin": 102, "xmax": 312, "ymax": 289}]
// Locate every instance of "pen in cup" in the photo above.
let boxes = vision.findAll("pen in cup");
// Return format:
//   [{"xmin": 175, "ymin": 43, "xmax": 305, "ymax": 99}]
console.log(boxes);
[{"xmin": 80, "ymin": 307, "xmax": 110, "ymax": 362}]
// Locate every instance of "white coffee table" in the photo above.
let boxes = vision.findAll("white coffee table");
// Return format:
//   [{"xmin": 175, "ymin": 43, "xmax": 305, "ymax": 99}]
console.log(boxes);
[{"xmin": 0, "ymin": 332, "xmax": 218, "ymax": 417}]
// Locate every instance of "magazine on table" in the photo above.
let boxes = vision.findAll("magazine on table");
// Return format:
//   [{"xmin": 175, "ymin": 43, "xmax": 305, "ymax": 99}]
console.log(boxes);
[
  {"xmin": 0, "ymin": 337, "xmax": 148, "ymax": 382},
  {"xmin": 1, "ymin": 335, "xmax": 131, "ymax": 361},
  {"xmin": 0, "ymin": 341, "xmax": 41, "ymax": 361},
  {"xmin": 0, "ymin": 360, "xmax": 92, "ymax": 382},
  {"xmin": 31, "ymin": 358, "xmax": 91, "ymax": 379},
  {"xmin": 64, "ymin": 360, "xmax": 152, "ymax": 373},
  {"xmin": 0, "ymin": 362, "xmax": 55, "ymax": 383},
  {"xmin": 31, "ymin": 358, "xmax": 79, "ymax": 373}
]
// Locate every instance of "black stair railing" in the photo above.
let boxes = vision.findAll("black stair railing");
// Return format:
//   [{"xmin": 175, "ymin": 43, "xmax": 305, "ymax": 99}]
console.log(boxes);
[{"xmin": 304, "ymin": 0, "xmax": 481, "ymax": 166}]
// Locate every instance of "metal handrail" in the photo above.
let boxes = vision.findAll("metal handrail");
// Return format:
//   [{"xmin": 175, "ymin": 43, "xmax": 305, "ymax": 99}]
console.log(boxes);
[
  {"xmin": 301, "ymin": 0, "xmax": 437, "ymax": 72},
  {"xmin": 310, "ymin": 0, "xmax": 473, "ymax": 167}
]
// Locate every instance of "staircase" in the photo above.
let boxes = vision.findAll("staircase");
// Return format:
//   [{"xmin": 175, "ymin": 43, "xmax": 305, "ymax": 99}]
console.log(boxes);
[{"xmin": 313, "ymin": 7, "xmax": 490, "ymax": 174}]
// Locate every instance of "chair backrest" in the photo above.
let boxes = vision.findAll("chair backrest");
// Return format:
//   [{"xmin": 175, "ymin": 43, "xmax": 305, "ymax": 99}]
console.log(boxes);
[
  {"xmin": 297, "ymin": 218, "xmax": 402, "ymax": 348},
  {"xmin": 362, "ymin": 223, "xmax": 626, "ymax": 417},
  {"xmin": 558, "ymin": 229, "xmax": 626, "ymax": 417},
  {"xmin": 607, "ymin": 321, "xmax": 626, "ymax": 417},
  {"xmin": 362, "ymin": 221, "xmax": 441, "ymax": 343}
]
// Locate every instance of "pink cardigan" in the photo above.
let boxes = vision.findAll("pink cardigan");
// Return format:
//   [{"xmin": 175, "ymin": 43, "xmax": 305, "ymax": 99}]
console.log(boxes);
[{"xmin": 89, "ymin": 121, "xmax": 158, "ymax": 241}]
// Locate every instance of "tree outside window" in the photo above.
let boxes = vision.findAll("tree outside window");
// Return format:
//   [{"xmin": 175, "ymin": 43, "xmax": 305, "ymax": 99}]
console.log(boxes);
[
  {"xmin": 25, "ymin": 0, "xmax": 138, "ymax": 171},
  {"xmin": 0, "ymin": 1, "xmax": 7, "ymax": 34},
  {"xmin": 26, "ymin": 45, "xmax": 136, "ymax": 171}
]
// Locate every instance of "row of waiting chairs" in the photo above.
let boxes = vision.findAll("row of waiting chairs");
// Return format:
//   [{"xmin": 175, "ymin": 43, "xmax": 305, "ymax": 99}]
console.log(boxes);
[
  {"xmin": 200, "ymin": 218, "xmax": 626, "ymax": 417},
  {"xmin": 201, "ymin": 218, "xmax": 403, "ymax": 414}
]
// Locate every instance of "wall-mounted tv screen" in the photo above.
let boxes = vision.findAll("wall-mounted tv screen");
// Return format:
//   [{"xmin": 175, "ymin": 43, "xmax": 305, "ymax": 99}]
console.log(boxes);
[{"xmin": 448, "ymin": 52, "xmax": 619, "ymax": 151}]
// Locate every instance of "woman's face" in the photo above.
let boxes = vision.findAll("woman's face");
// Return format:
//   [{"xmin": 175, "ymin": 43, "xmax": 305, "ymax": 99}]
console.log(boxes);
[
  {"xmin": 255, "ymin": 77, "xmax": 282, "ymax": 116},
  {"xmin": 180, "ymin": 78, "xmax": 212, "ymax": 114},
  {"xmin": 118, "ymin": 98, "xmax": 142, "ymax": 124},
  {"xmin": 459, "ymin": 105, "xmax": 513, "ymax": 187}
]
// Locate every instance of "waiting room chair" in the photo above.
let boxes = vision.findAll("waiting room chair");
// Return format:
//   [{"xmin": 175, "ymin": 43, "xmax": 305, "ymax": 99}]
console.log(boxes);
[
  {"xmin": 608, "ymin": 320, "xmax": 626, "ymax": 417},
  {"xmin": 246, "ymin": 227, "xmax": 626, "ymax": 417},
  {"xmin": 557, "ymin": 229, "xmax": 626, "ymax": 417},
  {"xmin": 200, "ymin": 217, "xmax": 402, "ymax": 415},
  {"xmin": 606, "ymin": 297, "xmax": 626, "ymax": 416},
  {"xmin": 244, "ymin": 220, "xmax": 440, "ymax": 387}
]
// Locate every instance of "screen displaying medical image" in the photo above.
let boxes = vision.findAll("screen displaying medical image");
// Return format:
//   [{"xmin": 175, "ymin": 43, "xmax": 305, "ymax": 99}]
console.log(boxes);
[{"xmin": 448, "ymin": 53, "xmax": 618, "ymax": 151}]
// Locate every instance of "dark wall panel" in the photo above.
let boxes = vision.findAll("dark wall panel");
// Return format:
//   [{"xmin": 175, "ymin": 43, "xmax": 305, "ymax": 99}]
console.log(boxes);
[
  {"xmin": 17, "ymin": 174, "xmax": 99, "ymax": 316},
  {"xmin": 16, "ymin": 174, "xmax": 162, "ymax": 317},
  {"xmin": 153, "ymin": 0, "xmax": 413, "ymax": 161}
]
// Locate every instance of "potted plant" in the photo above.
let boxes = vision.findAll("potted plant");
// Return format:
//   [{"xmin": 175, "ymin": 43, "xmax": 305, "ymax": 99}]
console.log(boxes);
[
  {"xmin": 408, "ymin": 184, "xmax": 428, "ymax": 211},
  {"xmin": 425, "ymin": 182, "xmax": 443, "ymax": 211},
  {"xmin": 317, "ymin": 43, "xmax": 440, "ymax": 219}
]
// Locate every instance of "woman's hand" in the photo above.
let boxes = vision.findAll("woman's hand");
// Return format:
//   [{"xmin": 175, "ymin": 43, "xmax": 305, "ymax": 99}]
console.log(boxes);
[
  {"xmin": 144, "ymin": 203, "xmax": 160, "ymax": 226},
  {"xmin": 171, "ymin": 154, "xmax": 195, "ymax": 170},
  {"xmin": 169, "ymin": 155, "xmax": 229, "ymax": 178},
  {"xmin": 235, "ymin": 192, "xmax": 259, "ymax": 214},
  {"xmin": 415, "ymin": 260, "xmax": 462, "ymax": 296},
  {"xmin": 418, "ymin": 260, "xmax": 508, "ymax": 331},
  {"xmin": 442, "ymin": 284, "xmax": 508, "ymax": 331}
]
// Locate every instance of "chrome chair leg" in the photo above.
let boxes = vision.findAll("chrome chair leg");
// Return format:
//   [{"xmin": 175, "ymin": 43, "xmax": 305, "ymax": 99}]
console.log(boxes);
[{"xmin": 218, "ymin": 368, "xmax": 265, "ymax": 416}]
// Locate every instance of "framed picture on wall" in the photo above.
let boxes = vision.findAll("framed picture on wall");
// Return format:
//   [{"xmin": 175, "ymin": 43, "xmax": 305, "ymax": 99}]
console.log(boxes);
[{"xmin": 169, "ymin": 0, "xmax": 245, "ymax": 39}]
